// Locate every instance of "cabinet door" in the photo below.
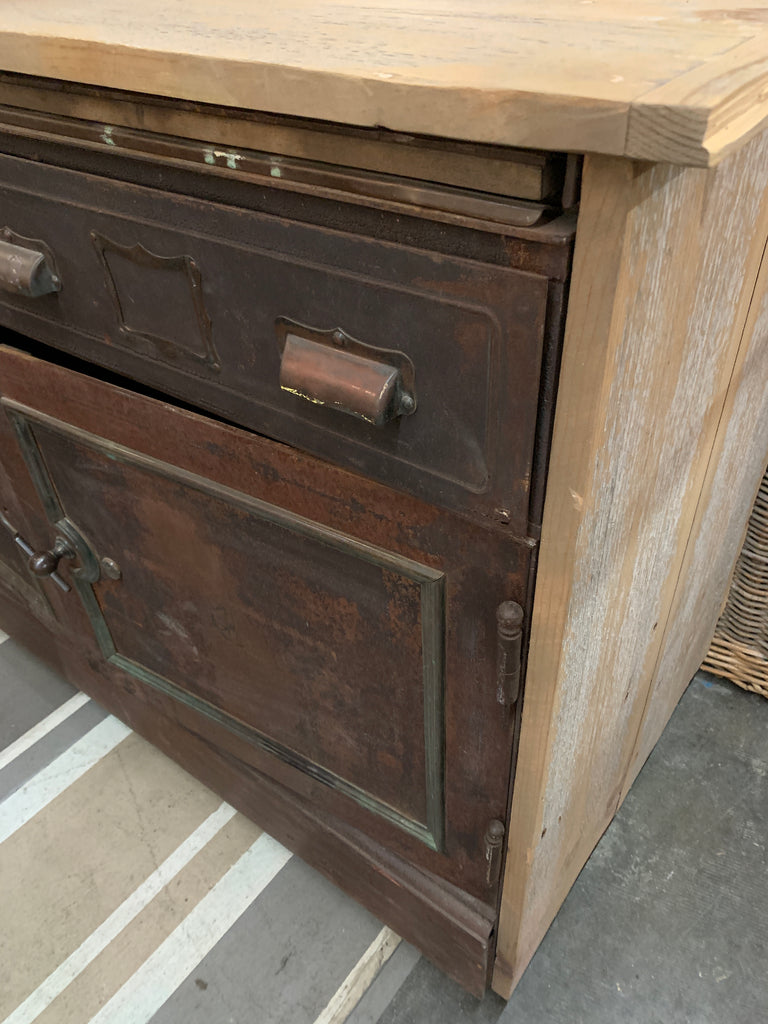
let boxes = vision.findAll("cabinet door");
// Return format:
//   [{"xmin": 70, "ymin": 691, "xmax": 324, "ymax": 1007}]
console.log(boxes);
[{"xmin": 0, "ymin": 345, "xmax": 529, "ymax": 905}]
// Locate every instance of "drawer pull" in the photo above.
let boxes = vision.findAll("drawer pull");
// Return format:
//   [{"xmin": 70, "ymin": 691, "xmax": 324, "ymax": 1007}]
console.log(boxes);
[
  {"xmin": 0, "ymin": 236, "xmax": 61, "ymax": 297},
  {"xmin": 277, "ymin": 320, "xmax": 416, "ymax": 427}
]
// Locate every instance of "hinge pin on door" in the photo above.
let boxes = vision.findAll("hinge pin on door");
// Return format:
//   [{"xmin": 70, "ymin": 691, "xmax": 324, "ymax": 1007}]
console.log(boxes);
[
  {"xmin": 484, "ymin": 818, "xmax": 505, "ymax": 886},
  {"xmin": 496, "ymin": 600, "xmax": 523, "ymax": 706}
]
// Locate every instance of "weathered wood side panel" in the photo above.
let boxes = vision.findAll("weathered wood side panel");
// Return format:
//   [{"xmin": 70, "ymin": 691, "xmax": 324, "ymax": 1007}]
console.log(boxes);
[
  {"xmin": 623, "ymin": 240, "xmax": 768, "ymax": 791},
  {"xmin": 493, "ymin": 134, "xmax": 768, "ymax": 998}
]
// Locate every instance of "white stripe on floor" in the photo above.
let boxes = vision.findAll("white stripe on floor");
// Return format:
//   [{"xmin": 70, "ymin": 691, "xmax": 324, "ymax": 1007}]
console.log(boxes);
[
  {"xmin": 313, "ymin": 927, "xmax": 402, "ymax": 1024},
  {"xmin": 0, "ymin": 692, "xmax": 91, "ymax": 772},
  {"xmin": 0, "ymin": 716, "xmax": 131, "ymax": 845},
  {"xmin": 5, "ymin": 802, "xmax": 238, "ymax": 1024},
  {"xmin": 88, "ymin": 833, "xmax": 293, "ymax": 1024},
  {"xmin": 0, "ymin": 628, "xmax": 9, "ymax": 644}
]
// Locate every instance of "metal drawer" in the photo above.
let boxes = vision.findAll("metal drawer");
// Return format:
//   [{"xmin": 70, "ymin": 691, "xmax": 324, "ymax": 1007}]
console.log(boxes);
[{"xmin": 0, "ymin": 150, "xmax": 566, "ymax": 531}]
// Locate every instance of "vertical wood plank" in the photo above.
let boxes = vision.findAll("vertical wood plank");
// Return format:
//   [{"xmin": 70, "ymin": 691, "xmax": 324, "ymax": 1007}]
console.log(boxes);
[
  {"xmin": 623, "ymin": 240, "xmax": 768, "ymax": 791},
  {"xmin": 493, "ymin": 132, "xmax": 768, "ymax": 998}
]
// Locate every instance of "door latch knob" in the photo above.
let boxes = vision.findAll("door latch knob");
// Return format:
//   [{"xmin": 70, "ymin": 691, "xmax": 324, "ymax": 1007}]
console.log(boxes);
[
  {"xmin": 0, "ymin": 512, "xmax": 73, "ymax": 592},
  {"xmin": 28, "ymin": 537, "xmax": 75, "ymax": 589}
]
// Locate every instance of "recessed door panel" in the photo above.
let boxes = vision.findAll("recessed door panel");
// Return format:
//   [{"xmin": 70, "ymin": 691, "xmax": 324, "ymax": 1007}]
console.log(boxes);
[
  {"xmin": 0, "ymin": 344, "xmax": 530, "ymax": 900},
  {"xmin": 12, "ymin": 414, "xmax": 445, "ymax": 849}
]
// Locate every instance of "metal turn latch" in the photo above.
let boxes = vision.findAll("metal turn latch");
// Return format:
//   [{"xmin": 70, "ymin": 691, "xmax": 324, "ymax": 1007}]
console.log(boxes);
[{"xmin": 0, "ymin": 511, "xmax": 73, "ymax": 592}]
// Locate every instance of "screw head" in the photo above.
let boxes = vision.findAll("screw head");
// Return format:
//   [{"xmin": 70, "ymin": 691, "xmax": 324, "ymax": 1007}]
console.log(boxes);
[{"xmin": 101, "ymin": 557, "xmax": 122, "ymax": 581}]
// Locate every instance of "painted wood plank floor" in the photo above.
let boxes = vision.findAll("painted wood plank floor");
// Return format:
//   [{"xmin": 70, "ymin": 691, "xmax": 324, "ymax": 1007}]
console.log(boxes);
[
  {"xmin": 3, "ymin": 627, "xmax": 767, "ymax": 1024},
  {"xmin": 0, "ymin": 631, "xmax": 419, "ymax": 1024}
]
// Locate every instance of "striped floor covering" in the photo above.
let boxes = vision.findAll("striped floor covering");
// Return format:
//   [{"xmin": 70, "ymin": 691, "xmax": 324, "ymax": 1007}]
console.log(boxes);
[
  {"xmin": 3, "ymin": 630, "xmax": 766, "ymax": 1024},
  {"xmin": 0, "ymin": 631, "xmax": 419, "ymax": 1024}
]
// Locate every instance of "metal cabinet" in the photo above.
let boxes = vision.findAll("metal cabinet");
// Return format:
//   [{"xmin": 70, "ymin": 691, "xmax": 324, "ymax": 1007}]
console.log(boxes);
[{"xmin": 0, "ymin": 105, "xmax": 574, "ymax": 994}]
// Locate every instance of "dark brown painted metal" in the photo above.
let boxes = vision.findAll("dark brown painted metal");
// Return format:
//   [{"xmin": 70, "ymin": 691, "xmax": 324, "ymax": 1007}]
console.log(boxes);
[
  {"xmin": 0, "ymin": 96, "xmax": 563, "ymax": 219},
  {"xmin": 0, "ymin": 105, "xmax": 576, "ymax": 995},
  {"xmin": 527, "ymin": 278, "xmax": 572, "ymax": 539},
  {"xmin": 496, "ymin": 601, "xmax": 524, "ymax": 707},
  {"xmin": 0, "ymin": 114, "xmax": 574, "ymax": 263},
  {"xmin": 0, "ymin": 128, "xmax": 572, "ymax": 532},
  {"xmin": 0, "ymin": 385, "xmax": 62, "ymax": 630},
  {"xmin": 0, "ymin": 346, "xmax": 528, "ymax": 900},
  {"xmin": 90, "ymin": 232, "xmax": 220, "ymax": 372},
  {"xmin": 9, "ymin": 405, "xmax": 446, "ymax": 849},
  {"xmin": 0, "ymin": 344, "xmax": 534, "ymax": 991}
]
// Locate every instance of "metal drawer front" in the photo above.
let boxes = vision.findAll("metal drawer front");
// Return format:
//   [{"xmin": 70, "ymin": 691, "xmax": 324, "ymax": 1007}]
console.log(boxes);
[{"xmin": 0, "ymin": 153, "xmax": 550, "ymax": 530}]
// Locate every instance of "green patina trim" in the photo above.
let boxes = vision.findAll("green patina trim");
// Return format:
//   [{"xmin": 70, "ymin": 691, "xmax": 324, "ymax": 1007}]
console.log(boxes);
[{"xmin": 6, "ymin": 400, "xmax": 447, "ymax": 852}]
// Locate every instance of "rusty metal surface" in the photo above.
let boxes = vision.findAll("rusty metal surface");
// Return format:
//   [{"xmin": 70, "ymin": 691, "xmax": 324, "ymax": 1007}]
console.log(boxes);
[
  {"xmin": 0, "ymin": 389, "xmax": 61, "ymax": 628},
  {"xmin": 0, "ymin": 103, "xmax": 558, "ymax": 229},
  {"xmin": 0, "ymin": 106, "xmax": 577, "ymax": 994},
  {"xmin": 0, "ymin": 149, "xmax": 562, "ymax": 533},
  {"xmin": 0, "ymin": 72, "xmax": 567, "ymax": 203},
  {"xmin": 0, "ymin": 344, "xmax": 531, "ymax": 905},
  {"xmin": 91, "ymin": 231, "xmax": 220, "ymax": 372},
  {"xmin": 496, "ymin": 600, "xmax": 524, "ymax": 707}
]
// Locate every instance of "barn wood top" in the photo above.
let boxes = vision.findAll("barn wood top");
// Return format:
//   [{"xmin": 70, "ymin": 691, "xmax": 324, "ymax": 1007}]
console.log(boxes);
[{"xmin": 2, "ymin": 3, "xmax": 768, "ymax": 166}]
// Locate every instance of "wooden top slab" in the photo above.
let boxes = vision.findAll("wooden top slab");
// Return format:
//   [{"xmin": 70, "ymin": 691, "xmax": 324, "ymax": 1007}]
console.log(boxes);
[{"xmin": 2, "ymin": 2, "xmax": 768, "ymax": 165}]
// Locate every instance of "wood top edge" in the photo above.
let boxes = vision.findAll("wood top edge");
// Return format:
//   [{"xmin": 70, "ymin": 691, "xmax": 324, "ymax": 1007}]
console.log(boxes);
[{"xmin": 2, "ymin": 21, "xmax": 768, "ymax": 165}]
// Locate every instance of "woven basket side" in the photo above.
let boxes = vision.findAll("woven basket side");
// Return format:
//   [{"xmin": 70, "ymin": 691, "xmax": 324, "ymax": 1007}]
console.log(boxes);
[
  {"xmin": 702, "ymin": 467, "xmax": 768, "ymax": 697},
  {"xmin": 702, "ymin": 637, "xmax": 768, "ymax": 698}
]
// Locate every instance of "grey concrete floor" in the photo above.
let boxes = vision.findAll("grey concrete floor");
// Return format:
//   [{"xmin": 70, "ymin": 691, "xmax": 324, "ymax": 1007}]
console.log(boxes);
[
  {"xmin": 356, "ymin": 673, "xmax": 768, "ymax": 1024},
  {"xmin": 2, "ymin": 633, "xmax": 766, "ymax": 1023}
]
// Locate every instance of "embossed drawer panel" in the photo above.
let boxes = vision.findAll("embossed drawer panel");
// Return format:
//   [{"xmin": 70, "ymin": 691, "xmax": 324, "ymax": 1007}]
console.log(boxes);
[{"xmin": 0, "ymin": 152, "xmax": 551, "ymax": 529}]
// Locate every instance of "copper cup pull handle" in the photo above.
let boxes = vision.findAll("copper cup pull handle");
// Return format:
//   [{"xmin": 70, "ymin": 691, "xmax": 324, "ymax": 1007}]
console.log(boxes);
[
  {"xmin": 0, "ymin": 238, "xmax": 61, "ymax": 297},
  {"xmin": 279, "ymin": 331, "xmax": 416, "ymax": 427}
]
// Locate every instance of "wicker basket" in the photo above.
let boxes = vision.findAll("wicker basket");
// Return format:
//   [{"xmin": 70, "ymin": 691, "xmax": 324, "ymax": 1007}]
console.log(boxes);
[{"xmin": 702, "ymin": 467, "xmax": 768, "ymax": 697}]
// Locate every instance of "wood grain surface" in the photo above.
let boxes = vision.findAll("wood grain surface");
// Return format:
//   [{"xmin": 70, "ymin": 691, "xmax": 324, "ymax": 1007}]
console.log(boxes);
[
  {"xmin": 3, "ymin": 2, "xmax": 768, "ymax": 164},
  {"xmin": 624, "ymin": 232, "xmax": 768, "ymax": 791},
  {"xmin": 494, "ymin": 129, "xmax": 768, "ymax": 996}
]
